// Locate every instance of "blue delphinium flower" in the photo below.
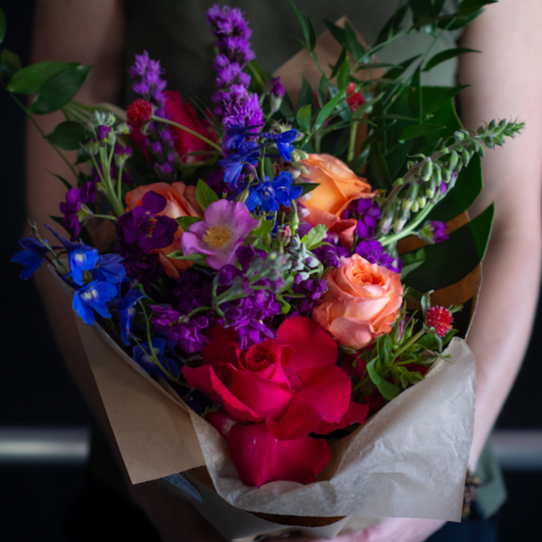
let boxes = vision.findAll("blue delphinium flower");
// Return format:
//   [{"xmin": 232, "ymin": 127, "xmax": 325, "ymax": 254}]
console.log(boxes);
[
  {"xmin": 132, "ymin": 338, "xmax": 180, "ymax": 380},
  {"xmin": 219, "ymin": 139, "xmax": 260, "ymax": 185},
  {"xmin": 11, "ymin": 238, "xmax": 49, "ymax": 280},
  {"xmin": 109, "ymin": 288, "xmax": 145, "ymax": 345},
  {"xmin": 92, "ymin": 254, "xmax": 126, "ymax": 284},
  {"xmin": 261, "ymin": 129, "xmax": 298, "ymax": 161},
  {"xmin": 72, "ymin": 280, "xmax": 118, "ymax": 325},
  {"xmin": 246, "ymin": 171, "xmax": 303, "ymax": 213},
  {"xmin": 45, "ymin": 224, "xmax": 99, "ymax": 285}
]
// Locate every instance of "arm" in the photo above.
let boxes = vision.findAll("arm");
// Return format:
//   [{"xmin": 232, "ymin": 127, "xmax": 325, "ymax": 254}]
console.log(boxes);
[
  {"xmin": 268, "ymin": 1, "xmax": 542, "ymax": 540},
  {"xmin": 27, "ymin": 2, "xmax": 224, "ymax": 540}
]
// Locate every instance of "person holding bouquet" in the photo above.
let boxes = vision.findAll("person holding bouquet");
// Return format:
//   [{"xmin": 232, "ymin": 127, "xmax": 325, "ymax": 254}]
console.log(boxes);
[{"xmin": 22, "ymin": 1, "xmax": 542, "ymax": 541}]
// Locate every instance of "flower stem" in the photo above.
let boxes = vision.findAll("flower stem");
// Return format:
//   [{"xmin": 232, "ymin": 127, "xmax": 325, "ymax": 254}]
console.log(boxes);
[
  {"xmin": 152, "ymin": 115, "xmax": 223, "ymax": 152},
  {"xmin": 347, "ymin": 121, "xmax": 359, "ymax": 162}
]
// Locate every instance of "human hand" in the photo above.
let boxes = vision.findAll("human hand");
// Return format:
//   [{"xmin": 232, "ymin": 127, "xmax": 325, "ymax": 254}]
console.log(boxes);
[{"xmin": 264, "ymin": 517, "xmax": 445, "ymax": 542}]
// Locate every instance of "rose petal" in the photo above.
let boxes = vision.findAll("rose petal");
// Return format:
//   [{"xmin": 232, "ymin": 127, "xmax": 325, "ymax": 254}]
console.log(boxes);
[
  {"xmin": 314, "ymin": 400, "xmax": 369, "ymax": 435},
  {"xmin": 228, "ymin": 422, "xmax": 331, "ymax": 487}
]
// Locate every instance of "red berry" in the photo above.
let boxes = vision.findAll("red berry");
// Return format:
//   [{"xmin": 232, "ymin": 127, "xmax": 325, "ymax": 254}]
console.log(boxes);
[
  {"xmin": 126, "ymin": 99, "xmax": 153, "ymax": 128},
  {"xmin": 425, "ymin": 306, "xmax": 453, "ymax": 337}
]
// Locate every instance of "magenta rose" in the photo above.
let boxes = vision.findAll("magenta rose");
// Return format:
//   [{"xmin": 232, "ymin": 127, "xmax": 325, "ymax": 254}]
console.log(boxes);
[{"xmin": 182, "ymin": 316, "xmax": 369, "ymax": 487}]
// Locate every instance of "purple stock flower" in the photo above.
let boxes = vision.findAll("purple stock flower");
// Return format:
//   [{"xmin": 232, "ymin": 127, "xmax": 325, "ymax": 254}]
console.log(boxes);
[
  {"xmin": 293, "ymin": 275, "xmax": 328, "ymax": 314},
  {"xmin": 430, "ymin": 221, "xmax": 449, "ymax": 243},
  {"xmin": 355, "ymin": 239, "xmax": 401, "ymax": 273},
  {"xmin": 354, "ymin": 198, "xmax": 381, "ymax": 240},
  {"xmin": 117, "ymin": 191, "xmax": 178, "ymax": 254},
  {"xmin": 181, "ymin": 199, "xmax": 259, "ymax": 270},
  {"xmin": 59, "ymin": 180, "xmax": 97, "ymax": 239}
]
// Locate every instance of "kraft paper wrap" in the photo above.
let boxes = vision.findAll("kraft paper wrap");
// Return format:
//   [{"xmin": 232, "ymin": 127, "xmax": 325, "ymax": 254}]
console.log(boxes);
[{"xmin": 57, "ymin": 19, "xmax": 477, "ymax": 541}]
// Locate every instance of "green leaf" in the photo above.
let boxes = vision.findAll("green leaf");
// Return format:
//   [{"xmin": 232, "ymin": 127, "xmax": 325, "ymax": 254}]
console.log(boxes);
[
  {"xmin": 176, "ymin": 216, "xmax": 202, "ymax": 230},
  {"xmin": 251, "ymin": 218, "xmax": 275, "ymax": 238},
  {"xmin": 424, "ymin": 48, "xmax": 480, "ymax": 72},
  {"xmin": 366, "ymin": 359, "xmax": 400, "ymax": 400},
  {"xmin": 426, "ymin": 85, "xmax": 469, "ymax": 115},
  {"xmin": 307, "ymin": 16, "xmax": 317, "ymax": 52},
  {"xmin": 296, "ymin": 103, "xmax": 312, "ymax": 133},
  {"xmin": 7, "ymin": 61, "xmax": 79, "ymax": 94},
  {"xmin": 401, "ymin": 248, "xmax": 426, "ymax": 279},
  {"xmin": 0, "ymin": 8, "xmax": 5, "ymax": 45},
  {"xmin": 75, "ymin": 146, "xmax": 92, "ymax": 165},
  {"xmin": 288, "ymin": 0, "xmax": 310, "ymax": 48},
  {"xmin": 167, "ymin": 251, "xmax": 209, "ymax": 266},
  {"xmin": 404, "ymin": 203, "xmax": 494, "ymax": 291},
  {"xmin": 195, "ymin": 179, "xmax": 219, "ymax": 211},
  {"xmin": 45, "ymin": 121, "xmax": 86, "ymax": 150},
  {"xmin": 336, "ymin": 55, "xmax": 350, "ymax": 90},
  {"xmin": 330, "ymin": 47, "xmax": 347, "ymax": 80},
  {"xmin": 375, "ymin": 5, "xmax": 408, "ymax": 46},
  {"xmin": 263, "ymin": 157, "xmax": 275, "ymax": 179},
  {"xmin": 399, "ymin": 122, "xmax": 446, "ymax": 142},
  {"xmin": 343, "ymin": 20, "xmax": 365, "ymax": 62},
  {"xmin": 303, "ymin": 223, "xmax": 328, "ymax": 250},
  {"xmin": 457, "ymin": 0, "xmax": 497, "ymax": 17},
  {"xmin": 0, "ymin": 48, "xmax": 21, "ymax": 78},
  {"xmin": 30, "ymin": 64, "xmax": 92, "ymax": 115},
  {"xmin": 298, "ymin": 75, "xmax": 314, "ymax": 109},
  {"xmin": 409, "ymin": 0, "xmax": 436, "ymax": 25},
  {"xmin": 324, "ymin": 20, "xmax": 345, "ymax": 46},
  {"xmin": 428, "ymin": 155, "xmax": 483, "ymax": 222},
  {"xmin": 314, "ymin": 88, "xmax": 345, "ymax": 131},
  {"xmin": 297, "ymin": 182, "xmax": 320, "ymax": 195},
  {"xmin": 48, "ymin": 172, "xmax": 74, "ymax": 191},
  {"xmin": 377, "ymin": 335, "xmax": 394, "ymax": 367}
]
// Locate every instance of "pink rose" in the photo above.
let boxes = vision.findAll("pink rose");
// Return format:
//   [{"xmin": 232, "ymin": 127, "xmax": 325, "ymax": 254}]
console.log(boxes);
[
  {"xmin": 182, "ymin": 316, "xmax": 368, "ymax": 486},
  {"xmin": 312, "ymin": 254, "xmax": 403, "ymax": 350}
]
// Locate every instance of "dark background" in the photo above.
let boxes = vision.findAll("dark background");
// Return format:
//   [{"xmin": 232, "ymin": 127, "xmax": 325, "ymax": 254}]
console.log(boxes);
[{"xmin": 2, "ymin": 1, "xmax": 541, "ymax": 540}]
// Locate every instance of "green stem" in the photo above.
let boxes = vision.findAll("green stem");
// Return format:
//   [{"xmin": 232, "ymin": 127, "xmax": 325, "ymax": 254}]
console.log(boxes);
[
  {"xmin": 92, "ymin": 214, "xmax": 117, "ymax": 222},
  {"xmin": 152, "ymin": 115, "xmax": 222, "ymax": 152},
  {"xmin": 116, "ymin": 165, "xmax": 123, "ymax": 202},
  {"xmin": 1, "ymin": 80, "xmax": 78, "ymax": 177},
  {"xmin": 186, "ymin": 305, "xmax": 212, "ymax": 319},
  {"xmin": 380, "ymin": 203, "xmax": 433, "ymax": 247},
  {"xmin": 347, "ymin": 121, "xmax": 359, "ymax": 162},
  {"xmin": 393, "ymin": 329, "xmax": 426, "ymax": 359},
  {"xmin": 98, "ymin": 147, "xmax": 124, "ymax": 216}
]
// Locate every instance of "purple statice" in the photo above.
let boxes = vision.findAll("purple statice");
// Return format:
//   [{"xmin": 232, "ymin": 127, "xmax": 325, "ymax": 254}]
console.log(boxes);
[
  {"xmin": 128, "ymin": 51, "xmax": 176, "ymax": 181},
  {"xmin": 12, "ymin": 238, "xmax": 49, "ymax": 280},
  {"xmin": 116, "ymin": 191, "xmax": 178, "ymax": 285},
  {"xmin": 246, "ymin": 171, "xmax": 303, "ymax": 213},
  {"xmin": 354, "ymin": 198, "xmax": 381, "ymax": 240},
  {"xmin": 59, "ymin": 180, "xmax": 97, "ymax": 239},
  {"xmin": 355, "ymin": 239, "xmax": 401, "ymax": 273},
  {"xmin": 151, "ymin": 304, "xmax": 210, "ymax": 354},
  {"xmin": 292, "ymin": 274, "xmax": 328, "ymax": 314}
]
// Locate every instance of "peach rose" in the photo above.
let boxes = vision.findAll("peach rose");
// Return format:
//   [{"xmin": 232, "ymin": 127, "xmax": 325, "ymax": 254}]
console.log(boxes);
[
  {"xmin": 301, "ymin": 154, "xmax": 374, "ymax": 248},
  {"xmin": 125, "ymin": 182, "xmax": 203, "ymax": 278},
  {"xmin": 312, "ymin": 254, "xmax": 403, "ymax": 350}
]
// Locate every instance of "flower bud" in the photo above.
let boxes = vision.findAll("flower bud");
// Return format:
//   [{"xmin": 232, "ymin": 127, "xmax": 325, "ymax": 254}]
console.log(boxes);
[
  {"xmin": 393, "ymin": 209, "xmax": 410, "ymax": 233},
  {"xmin": 454, "ymin": 130, "xmax": 465, "ymax": 141},
  {"xmin": 447, "ymin": 152, "xmax": 459, "ymax": 171},
  {"xmin": 417, "ymin": 196, "xmax": 427, "ymax": 209},
  {"xmin": 402, "ymin": 182, "xmax": 419, "ymax": 212},
  {"xmin": 421, "ymin": 159, "xmax": 433, "ymax": 181},
  {"xmin": 379, "ymin": 200, "xmax": 398, "ymax": 234}
]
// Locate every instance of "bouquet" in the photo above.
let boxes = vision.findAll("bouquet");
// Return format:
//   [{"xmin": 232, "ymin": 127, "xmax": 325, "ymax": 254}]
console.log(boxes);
[{"xmin": 5, "ymin": 1, "xmax": 522, "ymax": 539}]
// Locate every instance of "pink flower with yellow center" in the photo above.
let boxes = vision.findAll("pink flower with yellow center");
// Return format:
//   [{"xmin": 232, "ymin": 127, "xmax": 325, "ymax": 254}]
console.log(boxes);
[{"xmin": 180, "ymin": 199, "xmax": 259, "ymax": 270}]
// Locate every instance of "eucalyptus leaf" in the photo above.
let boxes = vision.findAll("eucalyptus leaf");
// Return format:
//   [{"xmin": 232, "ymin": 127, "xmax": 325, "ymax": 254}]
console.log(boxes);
[
  {"xmin": 296, "ymin": 104, "xmax": 312, "ymax": 133},
  {"xmin": 424, "ymin": 48, "xmax": 480, "ymax": 72},
  {"xmin": 195, "ymin": 179, "xmax": 219, "ymax": 211},
  {"xmin": 403, "ymin": 203, "xmax": 494, "ymax": 291},
  {"xmin": 7, "ymin": 61, "xmax": 79, "ymax": 94},
  {"xmin": 30, "ymin": 65, "xmax": 92, "ymax": 114},
  {"xmin": 0, "ymin": 48, "xmax": 20, "ymax": 78},
  {"xmin": 45, "ymin": 121, "xmax": 86, "ymax": 150},
  {"xmin": 176, "ymin": 216, "xmax": 203, "ymax": 230}
]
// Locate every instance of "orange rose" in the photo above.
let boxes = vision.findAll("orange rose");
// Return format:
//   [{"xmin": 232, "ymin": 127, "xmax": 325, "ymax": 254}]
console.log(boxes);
[
  {"xmin": 301, "ymin": 154, "xmax": 374, "ymax": 248},
  {"xmin": 125, "ymin": 182, "xmax": 203, "ymax": 278},
  {"xmin": 312, "ymin": 254, "xmax": 403, "ymax": 350}
]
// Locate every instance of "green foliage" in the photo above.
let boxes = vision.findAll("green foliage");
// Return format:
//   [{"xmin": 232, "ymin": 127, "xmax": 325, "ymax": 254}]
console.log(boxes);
[
  {"xmin": 45, "ymin": 121, "xmax": 86, "ymax": 150},
  {"xmin": 403, "ymin": 203, "xmax": 494, "ymax": 291},
  {"xmin": 423, "ymin": 48, "xmax": 480, "ymax": 72},
  {"xmin": 195, "ymin": 179, "xmax": 219, "ymax": 211},
  {"xmin": 7, "ymin": 61, "xmax": 79, "ymax": 94},
  {"xmin": 0, "ymin": 48, "xmax": 20, "ymax": 78},
  {"xmin": 302, "ymin": 224, "xmax": 328, "ymax": 250},
  {"xmin": 296, "ymin": 104, "xmax": 312, "ymax": 133},
  {"xmin": 401, "ymin": 248, "xmax": 426, "ymax": 279},
  {"xmin": 30, "ymin": 65, "xmax": 92, "ymax": 114},
  {"xmin": 176, "ymin": 216, "xmax": 203, "ymax": 230}
]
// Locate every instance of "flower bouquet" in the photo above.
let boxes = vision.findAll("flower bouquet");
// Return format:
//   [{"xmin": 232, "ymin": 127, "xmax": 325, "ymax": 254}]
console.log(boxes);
[{"xmin": 5, "ymin": 1, "xmax": 522, "ymax": 540}]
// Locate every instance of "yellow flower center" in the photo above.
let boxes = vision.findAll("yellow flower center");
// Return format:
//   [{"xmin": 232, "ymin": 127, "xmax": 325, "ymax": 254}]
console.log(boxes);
[{"xmin": 202, "ymin": 224, "xmax": 233, "ymax": 248}]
